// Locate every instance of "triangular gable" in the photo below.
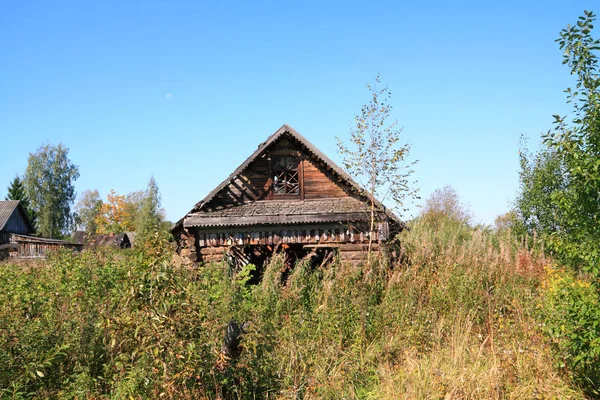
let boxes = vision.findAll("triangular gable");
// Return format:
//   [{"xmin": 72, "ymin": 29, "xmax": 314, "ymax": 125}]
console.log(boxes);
[
  {"xmin": 173, "ymin": 124, "xmax": 405, "ymax": 231},
  {"xmin": 0, "ymin": 200, "xmax": 34, "ymax": 234}
]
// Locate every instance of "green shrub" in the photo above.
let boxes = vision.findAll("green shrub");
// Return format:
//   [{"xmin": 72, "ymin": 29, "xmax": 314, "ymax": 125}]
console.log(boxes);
[
  {"xmin": 542, "ymin": 266, "xmax": 600, "ymax": 395},
  {"xmin": 0, "ymin": 220, "xmax": 584, "ymax": 398}
]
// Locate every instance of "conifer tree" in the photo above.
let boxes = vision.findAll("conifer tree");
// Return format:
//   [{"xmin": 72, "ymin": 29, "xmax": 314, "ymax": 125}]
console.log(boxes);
[{"xmin": 5, "ymin": 175, "xmax": 37, "ymax": 229}]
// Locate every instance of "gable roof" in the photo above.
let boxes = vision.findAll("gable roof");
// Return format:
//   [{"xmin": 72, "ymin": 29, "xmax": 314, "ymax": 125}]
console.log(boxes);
[
  {"xmin": 184, "ymin": 198, "xmax": 374, "ymax": 228},
  {"xmin": 174, "ymin": 124, "xmax": 406, "ymax": 231},
  {"xmin": 0, "ymin": 200, "xmax": 34, "ymax": 233}
]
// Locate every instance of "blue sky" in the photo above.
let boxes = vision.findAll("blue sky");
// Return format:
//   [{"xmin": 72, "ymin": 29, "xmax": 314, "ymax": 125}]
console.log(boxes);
[{"xmin": 1, "ymin": 0, "xmax": 596, "ymax": 224}]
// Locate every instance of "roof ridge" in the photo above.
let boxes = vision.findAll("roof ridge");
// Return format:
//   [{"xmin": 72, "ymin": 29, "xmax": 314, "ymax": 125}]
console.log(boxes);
[{"xmin": 173, "ymin": 125, "xmax": 405, "ymax": 231}]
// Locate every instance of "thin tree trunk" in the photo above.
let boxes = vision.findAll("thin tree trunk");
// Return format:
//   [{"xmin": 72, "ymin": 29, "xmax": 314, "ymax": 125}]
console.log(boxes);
[{"xmin": 367, "ymin": 176, "xmax": 376, "ymax": 266}]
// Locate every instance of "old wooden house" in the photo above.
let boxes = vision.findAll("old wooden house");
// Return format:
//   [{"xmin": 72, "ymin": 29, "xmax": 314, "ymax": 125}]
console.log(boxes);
[
  {"xmin": 172, "ymin": 124, "xmax": 406, "ymax": 266},
  {"xmin": 0, "ymin": 200, "xmax": 82, "ymax": 259}
]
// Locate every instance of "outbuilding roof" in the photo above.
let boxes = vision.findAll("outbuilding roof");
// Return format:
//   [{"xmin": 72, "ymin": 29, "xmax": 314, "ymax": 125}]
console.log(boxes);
[{"xmin": 0, "ymin": 200, "xmax": 34, "ymax": 233}]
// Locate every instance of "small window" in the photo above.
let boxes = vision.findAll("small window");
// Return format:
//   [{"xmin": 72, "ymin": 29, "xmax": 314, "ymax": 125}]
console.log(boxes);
[{"xmin": 273, "ymin": 155, "xmax": 300, "ymax": 196}]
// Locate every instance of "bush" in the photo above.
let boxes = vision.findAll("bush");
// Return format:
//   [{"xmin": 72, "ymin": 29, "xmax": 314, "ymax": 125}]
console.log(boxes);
[
  {"xmin": 0, "ymin": 221, "xmax": 584, "ymax": 398},
  {"xmin": 541, "ymin": 266, "xmax": 600, "ymax": 395}
]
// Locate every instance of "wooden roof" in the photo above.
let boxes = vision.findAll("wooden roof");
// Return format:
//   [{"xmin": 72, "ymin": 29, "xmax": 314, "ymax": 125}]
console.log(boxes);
[
  {"xmin": 73, "ymin": 231, "xmax": 132, "ymax": 248},
  {"xmin": 174, "ymin": 124, "xmax": 406, "ymax": 232},
  {"xmin": 0, "ymin": 200, "xmax": 34, "ymax": 233},
  {"xmin": 183, "ymin": 198, "xmax": 379, "ymax": 228},
  {"xmin": 72, "ymin": 230, "xmax": 87, "ymax": 244},
  {"xmin": 10, "ymin": 233, "xmax": 82, "ymax": 247}
]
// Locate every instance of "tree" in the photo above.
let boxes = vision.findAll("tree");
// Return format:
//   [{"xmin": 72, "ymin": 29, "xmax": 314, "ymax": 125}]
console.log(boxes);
[
  {"xmin": 95, "ymin": 190, "xmax": 137, "ymax": 234},
  {"xmin": 74, "ymin": 189, "xmax": 103, "ymax": 235},
  {"xmin": 5, "ymin": 175, "xmax": 37, "ymax": 229},
  {"xmin": 124, "ymin": 190, "xmax": 145, "ymax": 224},
  {"xmin": 542, "ymin": 10, "xmax": 600, "ymax": 272},
  {"xmin": 515, "ymin": 138, "xmax": 566, "ymax": 240},
  {"xmin": 24, "ymin": 143, "xmax": 80, "ymax": 238},
  {"xmin": 421, "ymin": 185, "xmax": 471, "ymax": 226},
  {"xmin": 135, "ymin": 176, "xmax": 165, "ymax": 242},
  {"xmin": 336, "ymin": 74, "xmax": 418, "ymax": 262},
  {"xmin": 517, "ymin": 12, "xmax": 600, "ymax": 394},
  {"xmin": 494, "ymin": 210, "xmax": 522, "ymax": 236}
]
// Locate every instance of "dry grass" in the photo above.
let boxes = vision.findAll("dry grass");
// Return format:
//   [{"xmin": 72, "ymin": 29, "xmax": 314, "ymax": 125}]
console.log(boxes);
[
  {"xmin": 0, "ymin": 217, "xmax": 584, "ymax": 398},
  {"xmin": 269, "ymin": 217, "xmax": 581, "ymax": 399}
]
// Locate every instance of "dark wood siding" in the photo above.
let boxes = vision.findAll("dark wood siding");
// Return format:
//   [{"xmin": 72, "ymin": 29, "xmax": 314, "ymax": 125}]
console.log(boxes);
[
  {"xmin": 204, "ymin": 137, "xmax": 350, "ymax": 210},
  {"xmin": 303, "ymin": 157, "xmax": 347, "ymax": 199},
  {"xmin": 5, "ymin": 209, "xmax": 31, "ymax": 234},
  {"xmin": 8, "ymin": 234, "xmax": 83, "ymax": 258},
  {"xmin": 0, "ymin": 231, "xmax": 9, "ymax": 245}
]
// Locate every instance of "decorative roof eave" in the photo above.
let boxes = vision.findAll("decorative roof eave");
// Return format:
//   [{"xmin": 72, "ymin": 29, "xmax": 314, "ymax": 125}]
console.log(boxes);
[
  {"xmin": 184, "ymin": 212, "xmax": 373, "ymax": 228},
  {"xmin": 173, "ymin": 124, "xmax": 407, "ymax": 233}
]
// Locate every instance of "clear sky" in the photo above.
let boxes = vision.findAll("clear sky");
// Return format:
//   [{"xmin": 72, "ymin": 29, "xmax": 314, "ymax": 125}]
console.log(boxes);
[{"xmin": 1, "ymin": 0, "xmax": 596, "ymax": 224}]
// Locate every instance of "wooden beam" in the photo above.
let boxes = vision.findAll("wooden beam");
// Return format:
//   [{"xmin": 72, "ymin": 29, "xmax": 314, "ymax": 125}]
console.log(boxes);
[{"xmin": 184, "ymin": 212, "xmax": 371, "ymax": 228}]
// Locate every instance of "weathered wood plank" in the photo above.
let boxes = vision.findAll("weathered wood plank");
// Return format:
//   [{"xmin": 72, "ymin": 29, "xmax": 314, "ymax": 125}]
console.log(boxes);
[
  {"xmin": 303, "ymin": 158, "xmax": 347, "ymax": 199},
  {"xmin": 185, "ymin": 212, "xmax": 371, "ymax": 228},
  {"xmin": 338, "ymin": 243, "xmax": 380, "ymax": 252},
  {"xmin": 200, "ymin": 247, "xmax": 227, "ymax": 255},
  {"xmin": 339, "ymin": 251, "xmax": 367, "ymax": 261}
]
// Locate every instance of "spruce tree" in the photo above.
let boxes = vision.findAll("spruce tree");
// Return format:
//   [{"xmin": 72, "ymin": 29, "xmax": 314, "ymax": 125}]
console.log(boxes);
[{"xmin": 5, "ymin": 176, "xmax": 36, "ymax": 229}]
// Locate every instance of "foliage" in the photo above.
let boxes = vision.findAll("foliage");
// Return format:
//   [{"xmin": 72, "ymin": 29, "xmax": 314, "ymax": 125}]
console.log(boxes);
[
  {"xmin": 494, "ymin": 209, "xmax": 523, "ymax": 237},
  {"xmin": 541, "ymin": 266, "xmax": 600, "ymax": 395},
  {"xmin": 512, "ymin": 12, "xmax": 600, "ymax": 396},
  {"xmin": 421, "ymin": 185, "xmax": 471, "ymax": 227},
  {"xmin": 5, "ymin": 175, "xmax": 37, "ymax": 229},
  {"xmin": 0, "ymin": 217, "xmax": 582, "ymax": 398},
  {"xmin": 124, "ymin": 190, "xmax": 145, "ymax": 224},
  {"xmin": 93, "ymin": 179, "xmax": 167, "ymax": 242},
  {"xmin": 542, "ymin": 10, "xmax": 600, "ymax": 272},
  {"xmin": 24, "ymin": 143, "xmax": 80, "ymax": 239},
  {"xmin": 336, "ymin": 74, "xmax": 418, "ymax": 262},
  {"xmin": 73, "ymin": 189, "xmax": 103, "ymax": 235},
  {"xmin": 336, "ymin": 74, "xmax": 418, "ymax": 211},
  {"xmin": 515, "ymin": 137, "xmax": 566, "ymax": 244},
  {"xmin": 135, "ymin": 176, "xmax": 166, "ymax": 245},
  {"xmin": 94, "ymin": 190, "xmax": 137, "ymax": 234}
]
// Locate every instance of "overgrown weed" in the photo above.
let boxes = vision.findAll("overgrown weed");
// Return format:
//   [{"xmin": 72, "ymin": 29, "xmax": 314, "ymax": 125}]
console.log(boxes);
[{"xmin": 0, "ymin": 217, "xmax": 583, "ymax": 398}]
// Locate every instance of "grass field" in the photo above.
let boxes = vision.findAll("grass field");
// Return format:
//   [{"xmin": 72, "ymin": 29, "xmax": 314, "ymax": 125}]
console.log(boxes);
[{"xmin": 0, "ymin": 217, "xmax": 584, "ymax": 398}]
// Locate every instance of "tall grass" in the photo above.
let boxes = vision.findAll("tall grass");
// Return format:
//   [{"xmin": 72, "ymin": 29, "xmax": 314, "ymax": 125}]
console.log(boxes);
[{"xmin": 0, "ymin": 218, "xmax": 584, "ymax": 398}]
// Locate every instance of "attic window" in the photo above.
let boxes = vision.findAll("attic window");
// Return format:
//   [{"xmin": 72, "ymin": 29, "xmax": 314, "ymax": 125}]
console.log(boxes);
[{"xmin": 273, "ymin": 155, "xmax": 300, "ymax": 196}]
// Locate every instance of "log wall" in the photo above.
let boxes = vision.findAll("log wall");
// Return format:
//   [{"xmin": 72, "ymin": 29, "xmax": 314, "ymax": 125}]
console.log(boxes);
[
  {"xmin": 178, "ymin": 228, "xmax": 198, "ymax": 263},
  {"xmin": 8, "ymin": 235, "xmax": 82, "ymax": 259},
  {"xmin": 336, "ymin": 243, "xmax": 383, "ymax": 265},
  {"xmin": 199, "ymin": 246, "xmax": 227, "ymax": 263},
  {"xmin": 194, "ymin": 242, "xmax": 385, "ymax": 265}
]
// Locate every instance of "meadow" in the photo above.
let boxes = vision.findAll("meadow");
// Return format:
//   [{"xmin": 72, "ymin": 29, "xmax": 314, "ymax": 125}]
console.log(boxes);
[{"xmin": 0, "ymin": 216, "xmax": 586, "ymax": 399}]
